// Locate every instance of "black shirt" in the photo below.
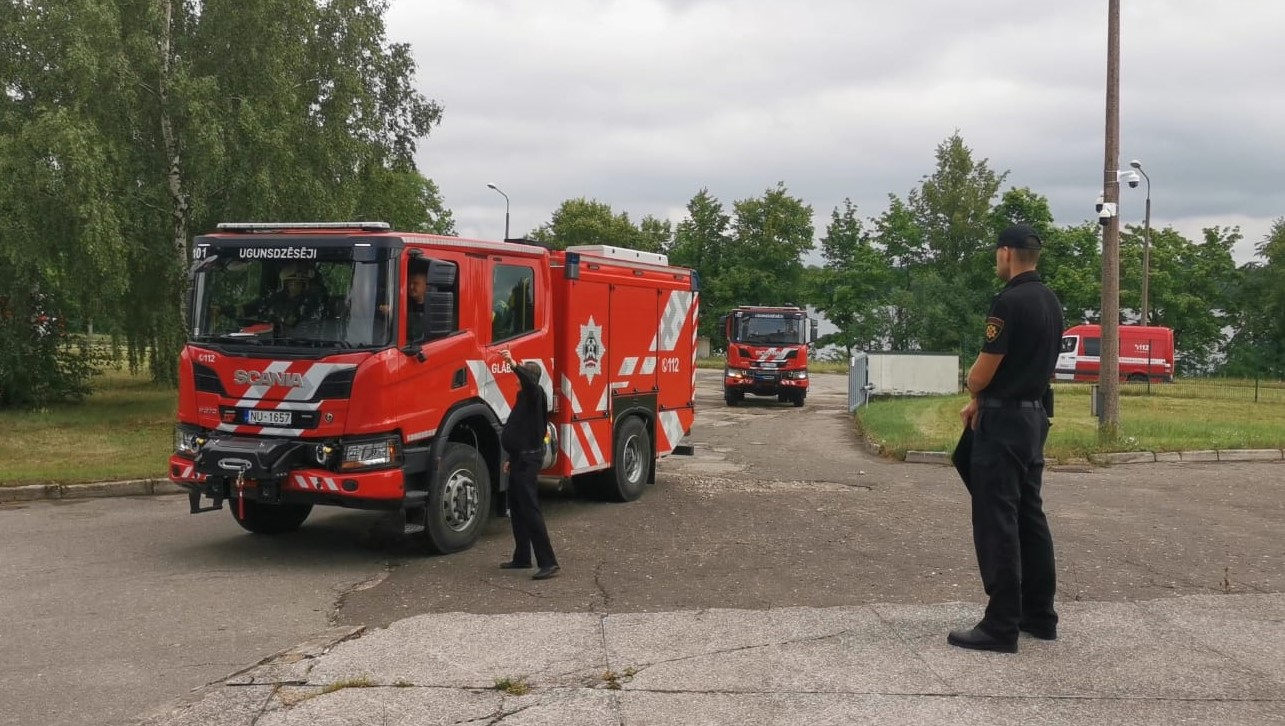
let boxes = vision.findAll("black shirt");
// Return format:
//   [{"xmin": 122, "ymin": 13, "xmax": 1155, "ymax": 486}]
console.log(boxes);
[
  {"xmin": 501, "ymin": 363, "xmax": 547, "ymax": 455},
  {"xmin": 980, "ymin": 271, "xmax": 1064, "ymax": 401}
]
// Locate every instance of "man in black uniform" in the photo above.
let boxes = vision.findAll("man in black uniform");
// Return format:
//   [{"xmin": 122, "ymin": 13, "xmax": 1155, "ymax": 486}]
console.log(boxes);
[
  {"xmin": 949, "ymin": 224, "xmax": 1063, "ymax": 653},
  {"xmin": 498, "ymin": 348, "xmax": 560, "ymax": 580}
]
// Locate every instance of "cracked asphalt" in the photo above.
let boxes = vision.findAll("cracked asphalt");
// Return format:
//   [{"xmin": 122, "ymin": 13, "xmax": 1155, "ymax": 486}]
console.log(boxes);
[
  {"xmin": 3, "ymin": 370, "xmax": 1284, "ymax": 726},
  {"xmin": 336, "ymin": 371, "xmax": 1285, "ymax": 625}
]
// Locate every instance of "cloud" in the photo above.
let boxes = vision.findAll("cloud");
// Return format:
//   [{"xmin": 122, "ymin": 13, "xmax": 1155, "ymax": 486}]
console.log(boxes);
[{"xmin": 387, "ymin": 0, "xmax": 1284, "ymax": 264}]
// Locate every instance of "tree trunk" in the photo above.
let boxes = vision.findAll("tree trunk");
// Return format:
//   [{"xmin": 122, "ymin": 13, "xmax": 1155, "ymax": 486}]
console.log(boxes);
[{"xmin": 158, "ymin": 0, "xmax": 190, "ymax": 376}]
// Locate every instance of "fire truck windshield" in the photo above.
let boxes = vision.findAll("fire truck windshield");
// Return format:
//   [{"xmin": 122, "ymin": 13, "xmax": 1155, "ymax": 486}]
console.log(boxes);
[
  {"xmin": 190, "ymin": 248, "xmax": 396, "ymax": 350},
  {"xmin": 734, "ymin": 315, "xmax": 806, "ymax": 346}
]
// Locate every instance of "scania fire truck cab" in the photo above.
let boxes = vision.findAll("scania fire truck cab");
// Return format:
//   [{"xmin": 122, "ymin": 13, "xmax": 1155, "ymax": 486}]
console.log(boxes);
[
  {"xmin": 720, "ymin": 306, "xmax": 816, "ymax": 407},
  {"xmin": 171, "ymin": 222, "xmax": 698, "ymax": 554}
]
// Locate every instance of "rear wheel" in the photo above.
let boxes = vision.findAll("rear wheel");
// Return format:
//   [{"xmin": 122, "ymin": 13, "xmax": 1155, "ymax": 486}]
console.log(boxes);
[
  {"xmin": 420, "ymin": 443, "xmax": 491, "ymax": 554},
  {"xmin": 605, "ymin": 417, "xmax": 651, "ymax": 502},
  {"xmin": 230, "ymin": 499, "xmax": 312, "ymax": 535},
  {"xmin": 1127, "ymin": 373, "xmax": 1148, "ymax": 383}
]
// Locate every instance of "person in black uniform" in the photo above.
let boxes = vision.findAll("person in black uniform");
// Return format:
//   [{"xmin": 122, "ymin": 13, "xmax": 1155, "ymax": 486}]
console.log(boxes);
[
  {"xmin": 498, "ymin": 348, "xmax": 560, "ymax": 580},
  {"xmin": 949, "ymin": 224, "xmax": 1063, "ymax": 653}
]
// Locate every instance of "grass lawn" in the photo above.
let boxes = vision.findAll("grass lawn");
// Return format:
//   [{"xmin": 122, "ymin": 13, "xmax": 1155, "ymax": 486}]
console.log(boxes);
[
  {"xmin": 858, "ymin": 383, "xmax": 1285, "ymax": 462},
  {"xmin": 0, "ymin": 368, "xmax": 176, "ymax": 486}
]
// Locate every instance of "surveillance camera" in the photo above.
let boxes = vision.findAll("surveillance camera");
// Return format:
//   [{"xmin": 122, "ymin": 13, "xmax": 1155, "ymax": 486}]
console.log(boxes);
[
  {"xmin": 1128, "ymin": 178, "xmax": 1139, "ymax": 189},
  {"xmin": 1097, "ymin": 202, "xmax": 1117, "ymax": 226},
  {"xmin": 1095, "ymin": 193, "xmax": 1105, "ymax": 213}
]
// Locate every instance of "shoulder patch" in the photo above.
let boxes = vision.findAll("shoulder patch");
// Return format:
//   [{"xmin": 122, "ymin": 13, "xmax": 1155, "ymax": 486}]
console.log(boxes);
[{"xmin": 984, "ymin": 316, "xmax": 1005, "ymax": 343}]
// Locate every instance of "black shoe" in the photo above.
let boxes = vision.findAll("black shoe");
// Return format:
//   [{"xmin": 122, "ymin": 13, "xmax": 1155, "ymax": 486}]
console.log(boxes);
[
  {"xmin": 532, "ymin": 565, "xmax": 561, "ymax": 580},
  {"xmin": 947, "ymin": 627, "xmax": 1018, "ymax": 653},
  {"xmin": 500, "ymin": 561, "xmax": 532, "ymax": 570},
  {"xmin": 1019, "ymin": 621, "xmax": 1058, "ymax": 640}
]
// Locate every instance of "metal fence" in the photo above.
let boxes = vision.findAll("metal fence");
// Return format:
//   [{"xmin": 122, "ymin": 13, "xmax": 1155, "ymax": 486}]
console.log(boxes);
[{"xmin": 847, "ymin": 353, "xmax": 871, "ymax": 411}]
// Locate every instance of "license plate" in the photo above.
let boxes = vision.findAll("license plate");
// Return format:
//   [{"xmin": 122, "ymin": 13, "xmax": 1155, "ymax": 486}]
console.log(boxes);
[
  {"xmin": 761, "ymin": 362, "xmax": 778, "ymax": 369},
  {"xmin": 245, "ymin": 409, "xmax": 292, "ymax": 426},
  {"xmin": 756, "ymin": 374, "xmax": 778, "ymax": 381}
]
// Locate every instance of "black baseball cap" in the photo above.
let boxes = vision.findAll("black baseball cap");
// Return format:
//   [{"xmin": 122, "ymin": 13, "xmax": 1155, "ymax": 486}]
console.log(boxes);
[{"xmin": 996, "ymin": 224, "xmax": 1043, "ymax": 250}]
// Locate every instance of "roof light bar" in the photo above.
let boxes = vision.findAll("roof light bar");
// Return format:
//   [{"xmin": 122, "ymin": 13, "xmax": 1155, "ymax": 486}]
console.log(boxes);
[{"xmin": 215, "ymin": 222, "xmax": 391, "ymax": 232}]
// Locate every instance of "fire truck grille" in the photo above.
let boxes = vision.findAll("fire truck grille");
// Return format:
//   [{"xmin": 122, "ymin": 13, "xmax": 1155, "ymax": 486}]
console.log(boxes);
[{"xmin": 193, "ymin": 364, "xmax": 228, "ymax": 396}]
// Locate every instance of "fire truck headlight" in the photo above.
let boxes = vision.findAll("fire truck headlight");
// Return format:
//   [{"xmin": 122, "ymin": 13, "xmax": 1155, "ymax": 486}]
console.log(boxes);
[
  {"xmin": 175, "ymin": 426, "xmax": 203, "ymax": 458},
  {"xmin": 790, "ymin": 371, "xmax": 808, "ymax": 380},
  {"xmin": 725, "ymin": 369, "xmax": 746, "ymax": 379},
  {"xmin": 340, "ymin": 436, "xmax": 401, "ymax": 471}
]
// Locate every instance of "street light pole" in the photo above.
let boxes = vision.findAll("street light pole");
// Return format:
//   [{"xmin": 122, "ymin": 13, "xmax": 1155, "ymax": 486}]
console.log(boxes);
[
  {"xmin": 1130, "ymin": 160, "xmax": 1152, "ymax": 326},
  {"xmin": 486, "ymin": 183, "xmax": 510, "ymax": 240}
]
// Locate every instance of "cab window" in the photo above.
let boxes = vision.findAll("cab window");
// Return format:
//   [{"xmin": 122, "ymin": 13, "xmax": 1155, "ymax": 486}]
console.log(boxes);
[
  {"xmin": 492, "ymin": 264, "xmax": 535, "ymax": 342},
  {"xmin": 1060, "ymin": 336, "xmax": 1077, "ymax": 354},
  {"xmin": 1083, "ymin": 337, "xmax": 1101, "ymax": 357}
]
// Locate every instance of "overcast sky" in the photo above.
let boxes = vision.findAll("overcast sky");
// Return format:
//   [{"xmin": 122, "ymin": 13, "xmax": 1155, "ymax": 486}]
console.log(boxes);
[{"xmin": 386, "ymin": 0, "xmax": 1284, "ymax": 265}]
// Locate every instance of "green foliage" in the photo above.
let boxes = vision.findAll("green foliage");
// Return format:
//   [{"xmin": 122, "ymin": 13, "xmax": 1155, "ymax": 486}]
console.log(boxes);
[
  {"xmin": 527, "ymin": 198, "xmax": 649, "ymax": 251},
  {"xmin": 0, "ymin": 0, "xmax": 447, "ymax": 393}
]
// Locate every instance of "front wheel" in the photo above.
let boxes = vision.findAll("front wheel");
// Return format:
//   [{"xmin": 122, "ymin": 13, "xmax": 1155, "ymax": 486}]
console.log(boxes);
[
  {"xmin": 420, "ymin": 443, "xmax": 492, "ymax": 554},
  {"xmin": 230, "ymin": 499, "xmax": 313, "ymax": 534}
]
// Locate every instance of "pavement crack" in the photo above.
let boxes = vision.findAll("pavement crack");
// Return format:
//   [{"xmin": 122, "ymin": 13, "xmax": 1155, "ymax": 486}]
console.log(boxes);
[
  {"xmin": 592, "ymin": 560, "xmax": 614, "ymax": 611},
  {"xmin": 870, "ymin": 604, "xmax": 955, "ymax": 694},
  {"xmin": 622, "ymin": 628, "xmax": 856, "ymax": 678},
  {"xmin": 247, "ymin": 685, "xmax": 279, "ymax": 726},
  {"xmin": 329, "ymin": 561, "xmax": 396, "ymax": 625},
  {"xmin": 485, "ymin": 699, "xmax": 538, "ymax": 725}
]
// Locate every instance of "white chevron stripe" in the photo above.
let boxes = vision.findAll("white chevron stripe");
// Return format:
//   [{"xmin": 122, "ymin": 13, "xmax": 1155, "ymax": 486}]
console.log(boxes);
[
  {"xmin": 560, "ymin": 423, "xmax": 589, "ymax": 469},
  {"xmin": 619, "ymin": 357, "xmax": 639, "ymax": 376},
  {"xmin": 236, "ymin": 360, "xmax": 292, "ymax": 405},
  {"xmin": 596, "ymin": 387, "xmax": 610, "ymax": 413},
  {"xmin": 641, "ymin": 357, "xmax": 657, "ymax": 375},
  {"xmin": 658, "ymin": 410, "xmax": 686, "ymax": 454},
  {"xmin": 562, "ymin": 375, "xmax": 583, "ymax": 414},
  {"xmin": 467, "ymin": 360, "xmax": 512, "ymax": 421},
  {"xmin": 580, "ymin": 422, "xmax": 605, "ymax": 465},
  {"xmin": 283, "ymin": 363, "xmax": 358, "ymax": 401}
]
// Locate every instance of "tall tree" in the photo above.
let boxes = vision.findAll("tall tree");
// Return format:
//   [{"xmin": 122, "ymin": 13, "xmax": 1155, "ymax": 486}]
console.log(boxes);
[
  {"xmin": 811, "ymin": 199, "xmax": 893, "ymax": 354},
  {"xmin": 668, "ymin": 189, "xmax": 732, "ymax": 341},
  {"xmin": 1223, "ymin": 218, "xmax": 1285, "ymax": 377},
  {"xmin": 527, "ymin": 198, "xmax": 644, "ymax": 251}
]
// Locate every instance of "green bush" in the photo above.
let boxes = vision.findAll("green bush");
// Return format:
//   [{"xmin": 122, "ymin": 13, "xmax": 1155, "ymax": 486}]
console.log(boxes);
[{"xmin": 0, "ymin": 299, "xmax": 108, "ymax": 409}]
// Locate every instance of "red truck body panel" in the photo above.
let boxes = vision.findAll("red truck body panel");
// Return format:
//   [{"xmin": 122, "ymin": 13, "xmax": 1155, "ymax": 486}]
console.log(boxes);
[{"xmin": 1055, "ymin": 324, "xmax": 1175, "ymax": 383}]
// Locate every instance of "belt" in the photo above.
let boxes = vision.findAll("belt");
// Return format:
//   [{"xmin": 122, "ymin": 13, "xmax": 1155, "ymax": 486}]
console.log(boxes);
[{"xmin": 978, "ymin": 398, "xmax": 1043, "ymax": 409}]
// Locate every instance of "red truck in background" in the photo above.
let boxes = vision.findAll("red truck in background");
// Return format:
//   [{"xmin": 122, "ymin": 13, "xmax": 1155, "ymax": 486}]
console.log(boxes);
[
  {"xmin": 1056, "ymin": 324, "xmax": 1175, "ymax": 383},
  {"xmin": 720, "ymin": 305, "xmax": 817, "ymax": 407},
  {"xmin": 170, "ymin": 222, "xmax": 698, "ymax": 553}
]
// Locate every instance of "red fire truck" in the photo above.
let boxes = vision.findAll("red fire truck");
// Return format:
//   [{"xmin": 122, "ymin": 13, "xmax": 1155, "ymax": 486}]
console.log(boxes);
[
  {"xmin": 720, "ymin": 305, "xmax": 817, "ymax": 407},
  {"xmin": 170, "ymin": 223, "xmax": 698, "ymax": 553}
]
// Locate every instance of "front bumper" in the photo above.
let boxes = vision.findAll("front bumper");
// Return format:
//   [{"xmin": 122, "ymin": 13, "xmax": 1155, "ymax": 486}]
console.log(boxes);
[
  {"xmin": 724, "ymin": 371, "xmax": 810, "ymax": 394},
  {"xmin": 170, "ymin": 446, "xmax": 407, "ymax": 511}
]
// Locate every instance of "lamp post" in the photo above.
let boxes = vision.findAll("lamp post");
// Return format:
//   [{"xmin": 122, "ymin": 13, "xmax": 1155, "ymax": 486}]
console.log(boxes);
[
  {"xmin": 486, "ymin": 183, "xmax": 510, "ymax": 240},
  {"xmin": 1129, "ymin": 160, "xmax": 1152, "ymax": 326}
]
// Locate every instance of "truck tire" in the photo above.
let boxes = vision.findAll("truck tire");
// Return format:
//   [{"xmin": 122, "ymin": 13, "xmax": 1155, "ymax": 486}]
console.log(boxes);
[
  {"xmin": 792, "ymin": 391, "xmax": 805, "ymax": 407},
  {"xmin": 725, "ymin": 390, "xmax": 743, "ymax": 406},
  {"xmin": 230, "ymin": 499, "xmax": 312, "ymax": 535},
  {"xmin": 421, "ymin": 442, "xmax": 491, "ymax": 554},
  {"xmin": 606, "ymin": 416, "xmax": 651, "ymax": 502},
  {"xmin": 1127, "ymin": 373, "xmax": 1148, "ymax": 383}
]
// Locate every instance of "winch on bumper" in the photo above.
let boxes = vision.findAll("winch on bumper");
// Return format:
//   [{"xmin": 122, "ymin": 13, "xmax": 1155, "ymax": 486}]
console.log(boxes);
[{"xmin": 170, "ymin": 433, "xmax": 407, "ymax": 514}]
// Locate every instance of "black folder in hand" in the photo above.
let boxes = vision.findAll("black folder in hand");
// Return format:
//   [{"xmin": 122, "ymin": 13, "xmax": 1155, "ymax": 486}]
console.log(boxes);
[{"xmin": 951, "ymin": 427, "xmax": 973, "ymax": 494}]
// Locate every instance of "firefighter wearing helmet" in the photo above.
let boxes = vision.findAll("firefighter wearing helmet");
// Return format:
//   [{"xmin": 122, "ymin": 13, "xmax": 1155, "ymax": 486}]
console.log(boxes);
[{"xmin": 259, "ymin": 261, "xmax": 326, "ymax": 329}]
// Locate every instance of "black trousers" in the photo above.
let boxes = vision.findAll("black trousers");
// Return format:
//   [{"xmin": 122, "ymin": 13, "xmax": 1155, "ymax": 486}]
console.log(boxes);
[
  {"xmin": 506, "ymin": 452, "xmax": 557, "ymax": 568},
  {"xmin": 969, "ymin": 407, "xmax": 1057, "ymax": 640}
]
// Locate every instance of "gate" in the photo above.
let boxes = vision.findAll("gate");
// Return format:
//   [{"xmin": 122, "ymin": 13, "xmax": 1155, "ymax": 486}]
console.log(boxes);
[{"xmin": 847, "ymin": 352, "xmax": 871, "ymax": 411}]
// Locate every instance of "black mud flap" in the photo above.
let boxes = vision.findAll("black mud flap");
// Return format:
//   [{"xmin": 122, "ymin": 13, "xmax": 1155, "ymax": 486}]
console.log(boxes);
[
  {"xmin": 672, "ymin": 444, "xmax": 695, "ymax": 456},
  {"xmin": 188, "ymin": 487, "xmax": 224, "ymax": 513}
]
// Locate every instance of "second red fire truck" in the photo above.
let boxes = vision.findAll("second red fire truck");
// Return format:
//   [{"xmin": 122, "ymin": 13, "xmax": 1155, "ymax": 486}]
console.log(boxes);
[
  {"xmin": 720, "ymin": 305, "xmax": 817, "ymax": 407},
  {"xmin": 170, "ymin": 223, "xmax": 698, "ymax": 554}
]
